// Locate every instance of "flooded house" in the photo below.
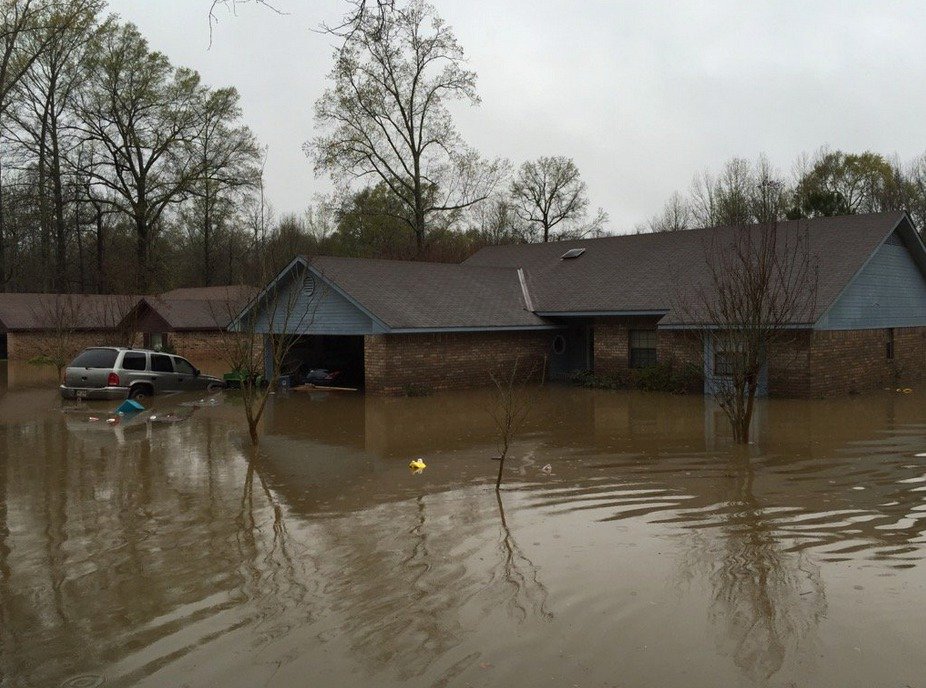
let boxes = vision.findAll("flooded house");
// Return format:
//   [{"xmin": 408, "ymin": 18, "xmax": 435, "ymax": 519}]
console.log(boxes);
[
  {"xmin": 239, "ymin": 211, "xmax": 926, "ymax": 396},
  {"xmin": 121, "ymin": 285, "xmax": 257, "ymax": 360},
  {"xmin": 0, "ymin": 293, "xmax": 137, "ymax": 361}
]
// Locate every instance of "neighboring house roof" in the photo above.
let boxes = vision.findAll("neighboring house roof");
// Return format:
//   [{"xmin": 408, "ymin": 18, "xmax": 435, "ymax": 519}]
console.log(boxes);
[
  {"xmin": 0, "ymin": 293, "xmax": 137, "ymax": 332},
  {"xmin": 307, "ymin": 255, "xmax": 550, "ymax": 330},
  {"xmin": 130, "ymin": 297, "xmax": 240, "ymax": 331},
  {"xmin": 159, "ymin": 285, "xmax": 258, "ymax": 301},
  {"xmin": 465, "ymin": 211, "xmax": 914, "ymax": 326}
]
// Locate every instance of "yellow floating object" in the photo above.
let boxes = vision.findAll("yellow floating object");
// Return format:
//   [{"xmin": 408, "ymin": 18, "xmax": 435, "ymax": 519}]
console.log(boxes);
[
  {"xmin": 896, "ymin": 388, "xmax": 913, "ymax": 394},
  {"xmin": 408, "ymin": 459, "xmax": 427, "ymax": 471}
]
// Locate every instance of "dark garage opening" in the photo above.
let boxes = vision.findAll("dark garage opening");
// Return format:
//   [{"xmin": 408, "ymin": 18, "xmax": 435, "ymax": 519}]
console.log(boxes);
[
  {"xmin": 282, "ymin": 335, "xmax": 365, "ymax": 389},
  {"xmin": 0, "ymin": 333, "xmax": 7, "ymax": 359}
]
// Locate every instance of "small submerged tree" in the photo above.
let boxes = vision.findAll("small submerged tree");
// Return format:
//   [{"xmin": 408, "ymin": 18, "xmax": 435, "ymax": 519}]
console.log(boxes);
[
  {"xmin": 489, "ymin": 357, "xmax": 536, "ymax": 490},
  {"xmin": 683, "ymin": 222, "xmax": 818, "ymax": 444}
]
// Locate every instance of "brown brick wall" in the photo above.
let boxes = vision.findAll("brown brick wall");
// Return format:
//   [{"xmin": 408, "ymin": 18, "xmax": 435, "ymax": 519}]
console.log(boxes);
[
  {"xmin": 593, "ymin": 322, "xmax": 926, "ymax": 398},
  {"xmin": 5, "ymin": 330, "xmax": 120, "ymax": 361},
  {"xmin": 806, "ymin": 327, "xmax": 926, "ymax": 396},
  {"xmin": 167, "ymin": 331, "xmax": 230, "ymax": 363},
  {"xmin": 593, "ymin": 317, "xmax": 663, "ymax": 375},
  {"xmin": 364, "ymin": 330, "xmax": 553, "ymax": 394}
]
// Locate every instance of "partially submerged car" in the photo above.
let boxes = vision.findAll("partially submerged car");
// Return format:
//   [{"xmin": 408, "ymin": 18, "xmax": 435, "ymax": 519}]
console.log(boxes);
[{"xmin": 60, "ymin": 347, "xmax": 224, "ymax": 401}]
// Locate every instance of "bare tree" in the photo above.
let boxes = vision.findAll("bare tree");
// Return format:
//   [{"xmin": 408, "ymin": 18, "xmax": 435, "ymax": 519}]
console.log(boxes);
[
  {"xmin": 489, "ymin": 357, "xmax": 535, "ymax": 490},
  {"xmin": 690, "ymin": 156, "xmax": 790, "ymax": 228},
  {"xmin": 510, "ymin": 156, "xmax": 606, "ymax": 242},
  {"xmin": 680, "ymin": 222, "xmax": 817, "ymax": 444},
  {"xmin": 207, "ymin": 0, "xmax": 284, "ymax": 45},
  {"xmin": 308, "ymin": 0, "xmax": 504, "ymax": 255},
  {"xmin": 319, "ymin": 0, "xmax": 395, "ymax": 40},
  {"xmin": 638, "ymin": 190, "xmax": 691, "ymax": 233}
]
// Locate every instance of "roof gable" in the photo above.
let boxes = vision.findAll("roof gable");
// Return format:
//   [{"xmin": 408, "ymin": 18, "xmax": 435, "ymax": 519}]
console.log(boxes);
[
  {"xmin": 816, "ymin": 219, "xmax": 926, "ymax": 329},
  {"xmin": 235, "ymin": 255, "xmax": 552, "ymax": 333}
]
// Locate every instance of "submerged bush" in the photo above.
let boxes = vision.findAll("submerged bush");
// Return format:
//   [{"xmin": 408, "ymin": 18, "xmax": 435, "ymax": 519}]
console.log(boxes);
[
  {"xmin": 403, "ymin": 382, "xmax": 433, "ymax": 397},
  {"xmin": 571, "ymin": 361, "xmax": 701, "ymax": 395}
]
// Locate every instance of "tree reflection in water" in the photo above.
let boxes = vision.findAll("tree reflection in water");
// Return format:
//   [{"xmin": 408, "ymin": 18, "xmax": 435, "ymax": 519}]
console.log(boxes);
[
  {"xmin": 680, "ymin": 455, "xmax": 827, "ymax": 684},
  {"xmin": 235, "ymin": 453, "xmax": 320, "ymax": 649},
  {"xmin": 489, "ymin": 489, "xmax": 552, "ymax": 624}
]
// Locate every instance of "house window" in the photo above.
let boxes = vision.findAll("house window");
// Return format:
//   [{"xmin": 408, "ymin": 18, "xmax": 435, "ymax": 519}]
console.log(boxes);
[
  {"xmin": 628, "ymin": 330, "xmax": 657, "ymax": 368},
  {"xmin": 553, "ymin": 335, "xmax": 567, "ymax": 355},
  {"xmin": 146, "ymin": 332, "xmax": 168, "ymax": 351},
  {"xmin": 713, "ymin": 343, "xmax": 745, "ymax": 377},
  {"xmin": 886, "ymin": 328, "xmax": 895, "ymax": 360}
]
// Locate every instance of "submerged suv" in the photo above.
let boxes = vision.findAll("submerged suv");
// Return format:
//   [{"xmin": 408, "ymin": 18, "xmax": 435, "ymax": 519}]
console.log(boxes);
[{"xmin": 61, "ymin": 347, "xmax": 224, "ymax": 401}]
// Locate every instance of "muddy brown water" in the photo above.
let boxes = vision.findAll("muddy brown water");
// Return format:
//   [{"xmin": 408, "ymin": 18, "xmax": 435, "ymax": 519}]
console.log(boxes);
[{"xmin": 0, "ymin": 361, "xmax": 924, "ymax": 687}]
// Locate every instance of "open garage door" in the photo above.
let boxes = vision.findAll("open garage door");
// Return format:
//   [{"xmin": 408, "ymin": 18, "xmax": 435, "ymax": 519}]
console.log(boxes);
[{"xmin": 282, "ymin": 335, "xmax": 365, "ymax": 389}]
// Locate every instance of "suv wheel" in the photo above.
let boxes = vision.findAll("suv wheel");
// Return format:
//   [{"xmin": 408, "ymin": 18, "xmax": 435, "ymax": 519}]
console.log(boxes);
[{"xmin": 129, "ymin": 385, "xmax": 152, "ymax": 401}]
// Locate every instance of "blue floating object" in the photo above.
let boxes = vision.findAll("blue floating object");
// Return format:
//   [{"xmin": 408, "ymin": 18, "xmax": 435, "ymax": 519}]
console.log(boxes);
[{"xmin": 116, "ymin": 399, "xmax": 145, "ymax": 414}]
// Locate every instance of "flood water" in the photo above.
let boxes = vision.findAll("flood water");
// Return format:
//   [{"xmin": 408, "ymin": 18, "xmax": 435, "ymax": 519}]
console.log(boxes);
[{"xmin": 1, "ymin": 361, "xmax": 925, "ymax": 688}]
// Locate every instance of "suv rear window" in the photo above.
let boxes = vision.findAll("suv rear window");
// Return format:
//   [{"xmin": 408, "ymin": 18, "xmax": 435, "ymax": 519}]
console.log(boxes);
[
  {"xmin": 122, "ymin": 352, "xmax": 147, "ymax": 371},
  {"xmin": 70, "ymin": 348, "xmax": 119, "ymax": 368}
]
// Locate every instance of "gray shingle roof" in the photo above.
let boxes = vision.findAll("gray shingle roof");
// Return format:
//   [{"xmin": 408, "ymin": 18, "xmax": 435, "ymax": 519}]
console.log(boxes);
[
  {"xmin": 464, "ymin": 212, "xmax": 911, "ymax": 326},
  {"xmin": 159, "ymin": 285, "xmax": 258, "ymax": 301},
  {"xmin": 135, "ymin": 297, "xmax": 246, "ymax": 330},
  {"xmin": 0, "ymin": 293, "xmax": 137, "ymax": 332},
  {"xmin": 308, "ymin": 255, "xmax": 549, "ymax": 330}
]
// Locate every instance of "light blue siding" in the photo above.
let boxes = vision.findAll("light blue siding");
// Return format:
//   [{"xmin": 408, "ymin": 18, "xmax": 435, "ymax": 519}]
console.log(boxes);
[
  {"xmin": 252, "ymin": 267, "xmax": 385, "ymax": 335},
  {"xmin": 817, "ymin": 234, "xmax": 926, "ymax": 330}
]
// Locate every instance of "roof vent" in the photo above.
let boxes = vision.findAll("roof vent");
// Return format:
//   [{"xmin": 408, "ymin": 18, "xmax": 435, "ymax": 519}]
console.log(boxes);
[{"xmin": 561, "ymin": 248, "xmax": 586, "ymax": 259}]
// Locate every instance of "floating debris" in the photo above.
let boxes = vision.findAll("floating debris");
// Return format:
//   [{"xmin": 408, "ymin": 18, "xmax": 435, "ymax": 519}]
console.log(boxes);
[
  {"xmin": 408, "ymin": 458, "xmax": 426, "ymax": 471},
  {"xmin": 540, "ymin": 464, "xmax": 553, "ymax": 474}
]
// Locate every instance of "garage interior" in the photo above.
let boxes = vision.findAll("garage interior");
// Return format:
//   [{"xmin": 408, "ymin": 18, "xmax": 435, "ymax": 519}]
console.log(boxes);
[{"xmin": 282, "ymin": 334, "xmax": 366, "ymax": 388}]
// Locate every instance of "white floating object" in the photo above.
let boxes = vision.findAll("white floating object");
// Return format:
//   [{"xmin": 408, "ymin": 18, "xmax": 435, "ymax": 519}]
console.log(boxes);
[
  {"xmin": 540, "ymin": 464, "xmax": 553, "ymax": 474},
  {"xmin": 149, "ymin": 415, "xmax": 157, "ymax": 421},
  {"xmin": 915, "ymin": 453, "xmax": 926, "ymax": 458},
  {"xmin": 852, "ymin": 486, "xmax": 866, "ymax": 490}
]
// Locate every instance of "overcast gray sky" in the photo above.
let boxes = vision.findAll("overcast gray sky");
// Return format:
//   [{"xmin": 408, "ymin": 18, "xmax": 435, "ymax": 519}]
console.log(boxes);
[{"xmin": 108, "ymin": 0, "xmax": 926, "ymax": 233}]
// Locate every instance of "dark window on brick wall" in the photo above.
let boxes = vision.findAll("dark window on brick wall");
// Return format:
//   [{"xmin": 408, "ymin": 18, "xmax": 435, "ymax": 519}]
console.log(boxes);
[
  {"xmin": 628, "ymin": 329, "xmax": 657, "ymax": 368},
  {"xmin": 886, "ymin": 328, "xmax": 895, "ymax": 360}
]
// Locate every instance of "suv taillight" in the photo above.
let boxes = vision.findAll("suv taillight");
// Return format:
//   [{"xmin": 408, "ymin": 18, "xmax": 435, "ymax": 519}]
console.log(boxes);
[{"xmin": 107, "ymin": 372, "xmax": 120, "ymax": 387}]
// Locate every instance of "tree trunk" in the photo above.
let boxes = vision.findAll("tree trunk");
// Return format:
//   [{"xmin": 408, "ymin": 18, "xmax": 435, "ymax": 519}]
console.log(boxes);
[
  {"xmin": 135, "ymin": 213, "xmax": 150, "ymax": 293},
  {"xmin": 50, "ymin": 130, "xmax": 67, "ymax": 292},
  {"xmin": 0, "ymin": 156, "xmax": 6, "ymax": 293},
  {"xmin": 94, "ymin": 203, "xmax": 105, "ymax": 293},
  {"xmin": 203, "ymin": 185, "xmax": 212, "ymax": 285}
]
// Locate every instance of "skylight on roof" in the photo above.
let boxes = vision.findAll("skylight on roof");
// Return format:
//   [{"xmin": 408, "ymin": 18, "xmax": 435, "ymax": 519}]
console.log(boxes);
[{"xmin": 561, "ymin": 248, "xmax": 586, "ymax": 259}]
